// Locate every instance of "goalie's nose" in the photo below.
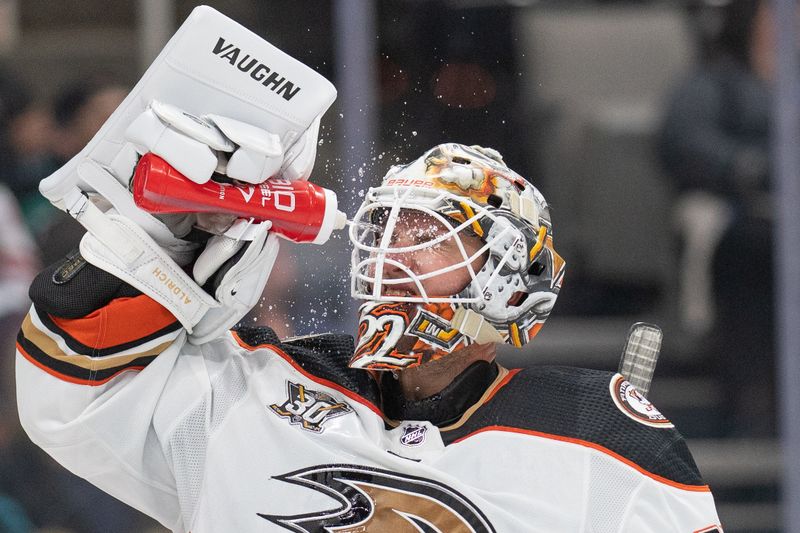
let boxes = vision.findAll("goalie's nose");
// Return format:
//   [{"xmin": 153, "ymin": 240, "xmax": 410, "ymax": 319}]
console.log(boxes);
[{"xmin": 379, "ymin": 256, "xmax": 422, "ymax": 298}]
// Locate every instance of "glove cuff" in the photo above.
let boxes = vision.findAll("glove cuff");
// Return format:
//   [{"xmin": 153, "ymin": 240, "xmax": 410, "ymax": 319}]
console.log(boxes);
[{"xmin": 79, "ymin": 213, "xmax": 219, "ymax": 332}]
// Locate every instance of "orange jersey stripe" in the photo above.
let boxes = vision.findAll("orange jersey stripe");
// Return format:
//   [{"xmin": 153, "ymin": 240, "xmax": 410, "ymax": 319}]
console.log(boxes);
[
  {"xmin": 49, "ymin": 295, "xmax": 176, "ymax": 349},
  {"xmin": 452, "ymin": 425, "xmax": 711, "ymax": 493},
  {"xmin": 484, "ymin": 368, "xmax": 521, "ymax": 403}
]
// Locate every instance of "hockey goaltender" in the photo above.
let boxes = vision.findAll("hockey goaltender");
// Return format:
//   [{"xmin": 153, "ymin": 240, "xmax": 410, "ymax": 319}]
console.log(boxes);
[{"xmin": 15, "ymin": 6, "xmax": 722, "ymax": 533}]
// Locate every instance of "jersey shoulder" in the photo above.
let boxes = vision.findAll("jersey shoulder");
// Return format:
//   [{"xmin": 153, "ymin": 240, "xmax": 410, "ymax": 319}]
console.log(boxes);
[
  {"xmin": 233, "ymin": 326, "xmax": 381, "ymax": 406},
  {"xmin": 444, "ymin": 365, "xmax": 704, "ymax": 487}
]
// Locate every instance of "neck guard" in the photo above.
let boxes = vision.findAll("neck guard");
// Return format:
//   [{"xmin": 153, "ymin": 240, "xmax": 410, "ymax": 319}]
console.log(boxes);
[{"xmin": 380, "ymin": 360, "xmax": 499, "ymax": 427}]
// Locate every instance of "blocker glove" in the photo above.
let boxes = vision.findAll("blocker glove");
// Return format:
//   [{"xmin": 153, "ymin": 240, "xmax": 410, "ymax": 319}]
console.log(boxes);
[
  {"xmin": 52, "ymin": 102, "xmax": 297, "ymax": 345},
  {"xmin": 37, "ymin": 6, "xmax": 336, "ymax": 344}
]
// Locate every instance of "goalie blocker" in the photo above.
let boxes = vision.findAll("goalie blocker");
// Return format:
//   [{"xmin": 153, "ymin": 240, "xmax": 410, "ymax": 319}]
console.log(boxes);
[{"xmin": 35, "ymin": 6, "xmax": 337, "ymax": 344}]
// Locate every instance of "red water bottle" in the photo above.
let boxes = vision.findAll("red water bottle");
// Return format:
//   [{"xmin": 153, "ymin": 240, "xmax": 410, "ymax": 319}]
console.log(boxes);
[{"xmin": 132, "ymin": 153, "xmax": 346, "ymax": 244}]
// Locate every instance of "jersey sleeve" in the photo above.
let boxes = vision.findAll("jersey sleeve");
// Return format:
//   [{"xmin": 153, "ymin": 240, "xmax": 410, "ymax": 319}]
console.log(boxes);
[
  {"xmin": 622, "ymin": 478, "xmax": 722, "ymax": 532},
  {"xmin": 15, "ymin": 252, "xmax": 194, "ymax": 530}
]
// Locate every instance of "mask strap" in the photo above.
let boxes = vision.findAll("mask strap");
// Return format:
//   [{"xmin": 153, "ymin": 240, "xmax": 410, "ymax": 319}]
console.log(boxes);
[{"xmin": 451, "ymin": 307, "xmax": 504, "ymax": 344}]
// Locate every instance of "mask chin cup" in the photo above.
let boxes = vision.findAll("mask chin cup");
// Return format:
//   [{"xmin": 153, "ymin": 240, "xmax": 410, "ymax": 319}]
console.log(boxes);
[{"xmin": 349, "ymin": 302, "xmax": 504, "ymax": 372}]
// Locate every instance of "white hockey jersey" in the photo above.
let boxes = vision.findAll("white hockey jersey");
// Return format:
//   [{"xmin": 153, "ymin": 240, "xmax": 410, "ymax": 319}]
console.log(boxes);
[{"xmin": 16, "ymin": 258, "xmax": 722, "ymax": 533}]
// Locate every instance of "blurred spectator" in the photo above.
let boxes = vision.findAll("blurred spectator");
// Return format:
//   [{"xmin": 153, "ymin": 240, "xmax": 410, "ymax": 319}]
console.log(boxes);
[
  {"xmin": 0, "ymin": 185, "xmax": 39, "ymax": 317},
  {"xmin": 50, "ymin": 78, "xmax": 128, "ymax": 164},
  {"xmin": 0, "ymin": 66, "xmax": 33, "ymax": 172},
  {"xmin": 29, "ymin": 77, "xmax": 127, "ymax": 266},
  {"xmin": 1, "ymin": 75, "xmax": 127, "ymax": 266},
  {"xmin": 659, "ymin": 0, "xmax": 774, "ymax": 436},
  {"xmin": 0, "ymin": 494, "xmax": 34, "ymax": 533},
  {"xmin": 6, "ymin": 104, "xmax": 59, "ymax": 240},
  {"xmin": 0, "ymin": 74, "xmax": 162, "ymax": 531}
]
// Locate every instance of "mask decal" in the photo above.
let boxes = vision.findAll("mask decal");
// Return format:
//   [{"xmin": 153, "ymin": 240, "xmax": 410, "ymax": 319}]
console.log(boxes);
[{"xmin": 350, "ymin": 302, "xmax": 471, "ymax": 371}]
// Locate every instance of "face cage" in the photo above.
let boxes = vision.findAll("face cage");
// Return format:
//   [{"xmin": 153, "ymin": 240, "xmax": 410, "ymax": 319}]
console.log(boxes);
[{"xmin": 349, "ymin": 186, "xmax": 521, "ymax": 304}]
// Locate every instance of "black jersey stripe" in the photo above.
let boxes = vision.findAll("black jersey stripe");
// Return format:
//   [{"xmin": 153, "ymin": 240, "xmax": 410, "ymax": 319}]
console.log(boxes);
[{"xmin": 17, "ymin": 329, "xmax": 158, "ymax": 385}]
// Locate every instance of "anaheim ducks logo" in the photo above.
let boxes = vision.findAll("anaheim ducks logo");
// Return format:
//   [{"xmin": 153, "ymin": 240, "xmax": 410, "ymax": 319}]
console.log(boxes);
[{"xmin": 259, "ymin": 464, "xmax": 495, "ymax": 532}]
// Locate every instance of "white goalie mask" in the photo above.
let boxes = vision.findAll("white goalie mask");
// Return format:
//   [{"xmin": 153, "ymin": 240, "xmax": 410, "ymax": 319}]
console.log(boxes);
[{"xmin": 348, "ymin": 143, "xmax": 565, "ymax": 371}]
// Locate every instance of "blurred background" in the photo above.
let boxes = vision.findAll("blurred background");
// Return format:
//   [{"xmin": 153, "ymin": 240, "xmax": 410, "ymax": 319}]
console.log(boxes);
[{"xmin": 0, "ymin": 0, "xmax": 794, "ymax": 531}]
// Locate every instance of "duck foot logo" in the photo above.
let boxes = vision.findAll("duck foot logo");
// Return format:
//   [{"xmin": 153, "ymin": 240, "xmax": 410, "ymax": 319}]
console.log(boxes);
[{"xmin": 259, "ymin": 464, "xmax": 494, "ymax": 532}]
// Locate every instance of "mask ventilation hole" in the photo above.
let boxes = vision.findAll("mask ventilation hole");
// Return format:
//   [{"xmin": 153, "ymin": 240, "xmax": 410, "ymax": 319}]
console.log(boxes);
[
  {"xmin": 487, "ymin": 194, "xmax": 503, "ymax": 208},
  {"xmin": 528, "ymin": 261, "xmax": 545, "ymax": 276},
  {"xmin": 507, "ymin": 291, "xmax": 529, "ymax": 307}
]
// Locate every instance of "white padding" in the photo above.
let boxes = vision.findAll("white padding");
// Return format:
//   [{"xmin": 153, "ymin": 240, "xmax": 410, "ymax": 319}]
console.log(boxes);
[
  {"xmin": 508, "ymin": 190, "xmax": 541, "ymax": 227},
  {"xmin": 151, "ymin": 100, "xmax": 234, "ymax": 151},
  {"xmin": 226, "ymin": 148, "xmax": 283, "ymax": 184},
  {"xmin": 125, "ymin": 108, "xmax": 219, "ymax": 184},
  {"xmin": 210, "ymin": 114, "xmax": 284, "ymax": 183},
  {"xmin": 281, "ymin": 115, "xmax": 322, "ymax": 181},
  {"xmin": 209, "ymin": 114, "xmax": 282, "ymax": 155},
  {"xmin": 192, "ymin": 235, "xmax": 245, "ymax": 286},
  {"xmin": 190, "ymin": 226, "xmax": 279, "ymax": 344},
  {"xmin": 77, "ymin": 160, "xmax": 197, "ymax": 265},
  {"xmin": 35, "ymin": 6, "xmax": 337, "ymax": 343},
  {"xmin": 39, "ymin": 5, "xmax": 336, "ymax": 207}
]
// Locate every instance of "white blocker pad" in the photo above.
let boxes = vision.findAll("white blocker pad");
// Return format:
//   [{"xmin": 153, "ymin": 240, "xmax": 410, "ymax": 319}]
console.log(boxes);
[
  {"xmin": 39, "ymin": 5, "xmax": 337, "ymax": 208},
  {"xmin": 36, "ymin": 6, "xmax": 336, "ymax": 337}
]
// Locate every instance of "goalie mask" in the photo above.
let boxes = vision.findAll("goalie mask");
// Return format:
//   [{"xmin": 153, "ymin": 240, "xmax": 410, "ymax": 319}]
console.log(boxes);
[{"xmin": 349, "ymin": 143, "xmax": 565, "ymax": 371}]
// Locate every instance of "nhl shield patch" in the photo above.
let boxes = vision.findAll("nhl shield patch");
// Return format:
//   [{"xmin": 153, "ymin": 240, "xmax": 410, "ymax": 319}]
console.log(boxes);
[{"xmin": 400, "ymin": 424, "xmax": 428, "ymax": 447}]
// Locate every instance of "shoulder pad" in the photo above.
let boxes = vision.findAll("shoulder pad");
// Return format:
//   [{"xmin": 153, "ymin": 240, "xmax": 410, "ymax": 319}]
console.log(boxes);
[
  {"xmin": 443, "ymin": 365, "xmax": 704, "ymax": 487},
  {"xmin": 234, "ymin": 326, "xmax": 379, "ymax": 406}
]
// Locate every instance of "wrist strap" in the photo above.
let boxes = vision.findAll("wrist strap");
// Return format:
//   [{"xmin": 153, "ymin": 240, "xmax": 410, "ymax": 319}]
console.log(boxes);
[
  {"xmin": 62, "ymin": 172, "xmax": 219, "ymax": 333},
  {"xmin": 78, "ymin": 213, "xmax": 219, "ymax": 333}
]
